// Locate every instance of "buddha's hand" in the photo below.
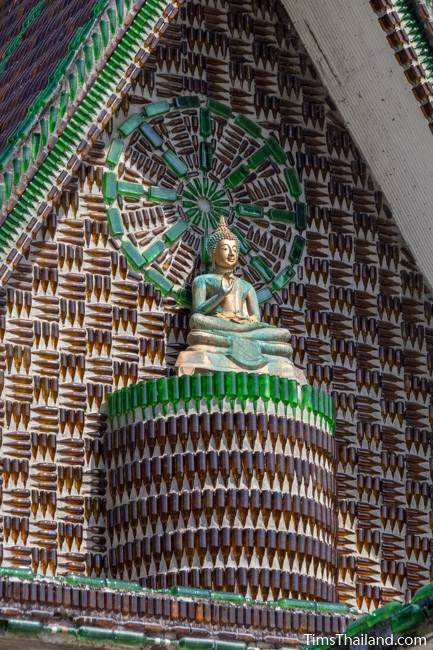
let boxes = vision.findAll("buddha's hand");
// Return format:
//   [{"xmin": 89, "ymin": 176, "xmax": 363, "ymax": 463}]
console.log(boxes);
[{"xmin": 221, "ymin": 275, "xmax": 234, "ymax": 294}]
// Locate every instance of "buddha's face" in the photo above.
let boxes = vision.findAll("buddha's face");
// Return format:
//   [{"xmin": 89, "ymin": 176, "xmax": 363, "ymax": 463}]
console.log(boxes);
[{"xmin": 212, "ymin": 238, "xmax": 238, "ymax": 270}]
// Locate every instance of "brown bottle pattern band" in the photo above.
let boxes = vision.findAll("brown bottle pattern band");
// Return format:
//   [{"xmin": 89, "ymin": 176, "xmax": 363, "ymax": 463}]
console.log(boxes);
[{"xmin": 105, "ymin": 411, "xmax": 337, "ymax": 602}]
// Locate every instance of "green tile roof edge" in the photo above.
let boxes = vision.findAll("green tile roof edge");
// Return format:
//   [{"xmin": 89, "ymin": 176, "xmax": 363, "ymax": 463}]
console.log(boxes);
[
  {"xmin": 0, "ymin": 0, "xmax": 112, "ymax": 169},
  {"xmin": 0, "ymin": 0, "xmax": 46, "ymax": 78},
  {"xmin": 0, "ymin": 0, "xmax": 120, "ymax": 169},
  {"xmin": 106, "ymin": 373, "xmax": 336, "ymax": 433},
  {"xmin": 406, "ymin": 0, "xmax": 433, "ymax": 50},
  {"xmin": 301, "ymin": 581, "xmax": 433, "ymax": 650},
  {"xmin": 393, "ymin": 0, "xmax": 433, "ymax": 78},
  {"xmin": 0, "ymin": 566, "xmax": 356, "ymax": 615},
  {"xmin": 0, "ymin": 0, "xmax": 172, "ymax": 260}
]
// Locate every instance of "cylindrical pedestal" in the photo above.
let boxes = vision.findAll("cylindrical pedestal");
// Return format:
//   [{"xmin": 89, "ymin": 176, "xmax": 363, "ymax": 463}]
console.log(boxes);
[{"xmin": 105, "ymin": 373, "xmax": 337, "ymax": 601}]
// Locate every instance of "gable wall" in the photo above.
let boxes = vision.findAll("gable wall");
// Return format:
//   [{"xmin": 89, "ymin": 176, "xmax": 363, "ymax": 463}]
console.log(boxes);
[{"xmin": 0, "ymin": 0, "xmax": 431, "ymax": 610}]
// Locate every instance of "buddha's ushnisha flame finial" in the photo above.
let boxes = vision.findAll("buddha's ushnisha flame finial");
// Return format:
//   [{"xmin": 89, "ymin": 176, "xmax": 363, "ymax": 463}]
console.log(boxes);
[{"xmin": 207, "ymin": 216, "xmax": 239, "ymax": 254}]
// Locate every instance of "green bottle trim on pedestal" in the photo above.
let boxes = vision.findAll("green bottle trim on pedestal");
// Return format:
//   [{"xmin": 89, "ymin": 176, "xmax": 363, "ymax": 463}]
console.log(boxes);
[{"xmin": 107, "ymin": 372, "xmax": 335, "ymax": 432}]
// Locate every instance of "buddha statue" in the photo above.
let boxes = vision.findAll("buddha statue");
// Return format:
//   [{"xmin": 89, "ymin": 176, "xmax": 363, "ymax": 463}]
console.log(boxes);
[{"xmin": 175, "ymin": 217, "xmax": 306, "ymax": 382}]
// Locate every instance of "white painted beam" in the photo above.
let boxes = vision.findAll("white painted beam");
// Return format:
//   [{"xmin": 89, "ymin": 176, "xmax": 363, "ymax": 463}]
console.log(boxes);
[{"xmin": 282, "ymin": 0, "xmax": 433, "ymax": 289}]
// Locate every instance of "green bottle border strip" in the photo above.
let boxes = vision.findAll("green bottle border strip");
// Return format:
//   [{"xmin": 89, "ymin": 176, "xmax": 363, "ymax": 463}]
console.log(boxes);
[
  {"xmin": 393, "ymin": 1, "xmax": 433, "ymax": 82},
  {"xmin": 4, "ymin": 569, "xmax": 433, "ymax": 647},
  {"xmin": 102, "ymin": 96, "xmax": 307, "ymax": 307},
  {"xmin": 5, "ymin": 573, "xmax": 433, "ymax": 648},
  {"xmin": 0, "ymin": 0, "xmax": 46, "ymax": 78},
  {"xmin": 0, "ymin": 0, "xmax": 133, "ymax": 172},
  {"xmin": 0, "ymin": 0, "xmax": 111, "ymax": 172},
  {"xmin": 107, "ymin": 373, "xmax": 335, "ymax": 432},
  {"xmin": 303, "ymin": 581, "xmax": 433, "ymax": 650},
  {"xmin": 0, "ymin": 619, "xmax": 256, "ymax": 650},
  {"xmin": 0, "ymin": 566, "xmax": 356, "ymax": 615},
  {"xmin": 0, "ymin": 0, "xmax": 173, "ymax": 260}
]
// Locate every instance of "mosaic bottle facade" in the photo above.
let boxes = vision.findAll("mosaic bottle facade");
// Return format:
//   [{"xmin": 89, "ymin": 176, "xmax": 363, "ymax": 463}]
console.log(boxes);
[
  {"xmin": 106, "ymin": 378, "xmax": 337, "ymax": 600},
  {"xmin": 0, "ymin": 0, "xmax": 431, "ymax": 613}
]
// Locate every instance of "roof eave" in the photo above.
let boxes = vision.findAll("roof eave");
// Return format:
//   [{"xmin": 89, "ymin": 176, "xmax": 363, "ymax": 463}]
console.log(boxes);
[
  {"xmin": 281, "ymin": 0, "xmax": 433, "ymax": 291},
  {"xmin": 0, "ymin": 0, "xmax": 182, "ymax": 285}
]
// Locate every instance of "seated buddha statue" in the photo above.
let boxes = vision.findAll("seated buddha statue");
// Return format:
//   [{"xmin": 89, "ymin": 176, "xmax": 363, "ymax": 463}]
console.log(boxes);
[{"xmin": 175, "ymin": 217, "xmax": 306, "ymax": 381}]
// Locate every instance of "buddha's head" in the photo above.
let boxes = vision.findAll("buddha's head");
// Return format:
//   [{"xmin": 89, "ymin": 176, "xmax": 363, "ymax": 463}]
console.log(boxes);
[{"xmin": 207, "ymin": 217, "xmax": 239, "ymax": 271}]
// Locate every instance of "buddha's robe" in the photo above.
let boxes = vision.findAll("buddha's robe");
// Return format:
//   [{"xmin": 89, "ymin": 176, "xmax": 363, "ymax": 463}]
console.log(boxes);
[{"xmin": 187, "ymin": 274, "xmax": 292, "ymax": 369}]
